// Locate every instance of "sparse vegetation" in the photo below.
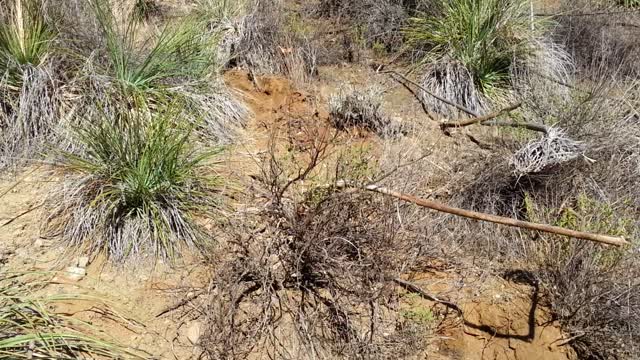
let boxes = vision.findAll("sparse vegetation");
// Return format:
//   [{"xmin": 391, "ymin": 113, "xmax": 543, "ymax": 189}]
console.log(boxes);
[
  {"xmin": 0, "ymin": 272, "xmax": 139, "ymax": 359},
  {"xmin": 45, "ymin": 108, "xmax": 223, "ymax": 261},
  {"xmin": 0, "ymin": 0, "xmax": 638, "ymax": 358},
  {"xmin": 328, "ymin": 86, "xmax": 392, "ymax": 135}
]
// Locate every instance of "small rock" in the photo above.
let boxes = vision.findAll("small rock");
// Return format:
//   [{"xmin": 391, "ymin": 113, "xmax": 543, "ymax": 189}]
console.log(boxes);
[
  {"xmin": 77, "ymin": 256, "xmax": 90, "ymax": 268},
  {"xmin": 185, "ymin": 321, "xmax": 202, "ymax": 345},
  {"xmin": 64, "ymin": 266, "xmax": 86, "ymax": 282},
  {"xmin": 33, "ymin": 238, "xmax": 44, "ymax": 247}
]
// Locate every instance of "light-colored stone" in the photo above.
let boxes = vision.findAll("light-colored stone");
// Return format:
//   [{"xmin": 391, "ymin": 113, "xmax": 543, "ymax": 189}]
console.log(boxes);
[
  {"xmin": 77, "ymin": 256, "xmax": 90, "ymax": 268},
  {"xmin": 64, "ymin": 266, "xmax": 86, "ymax": 281},
  {"xmin": 185, "ymin": 321, "xmax": 202, "ymax": 345}
]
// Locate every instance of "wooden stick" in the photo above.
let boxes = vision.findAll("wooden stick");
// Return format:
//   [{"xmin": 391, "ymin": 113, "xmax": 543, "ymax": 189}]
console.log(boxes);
[
  {"xmin": 384, "ymin": 71, "xmax": 547, "ymax": 134},
  {"xmin": 393, "ymin": 278, "xmax": 462, "ymax": 315},
  {"xmin": 336, "ymin": 181, "xmax": 628, "ymax": 246},
  {"xmin": 440, "ymin": 103, "xmax": 523, "ymax": 129},
  {"xmin": 481, "ymin": 119, "xmax": 550, "ymax": 134}
]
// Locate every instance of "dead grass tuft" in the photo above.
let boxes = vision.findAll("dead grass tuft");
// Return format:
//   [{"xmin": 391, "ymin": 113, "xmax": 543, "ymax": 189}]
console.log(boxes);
[{"xmin": 328, "ymin": 86, "xmax": 394, "ymax": 136}]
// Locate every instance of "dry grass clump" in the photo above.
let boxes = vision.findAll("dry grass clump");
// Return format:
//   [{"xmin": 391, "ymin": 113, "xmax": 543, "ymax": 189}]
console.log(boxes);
[
  {"xmin": 328, "ymin": 86, "xmax": 393, "ymax": 136},
  {"xmin": 311, "ymin": 0, "xmax": 416, "ymax": 57},
  {"xmin": 228, "ymin": 0, "xmax": 318, "ymax": 83},
  {"xmin": 0, "ymin": 0, "xmax": 61, "ymax": 169},
  {"xmin": 554, "ymin": 0, "xmax": 640, "ymax": 77},
  {"xmin": 196, "ymin": 0, "xmax": 318, "ymax": 82},
  {"xmin": 0, "ymin": 272, "xmax": 141, "ymax": 359},
  {"xmin": 45, "ymin": 108, "xmax": 223, "ymax": 262}
]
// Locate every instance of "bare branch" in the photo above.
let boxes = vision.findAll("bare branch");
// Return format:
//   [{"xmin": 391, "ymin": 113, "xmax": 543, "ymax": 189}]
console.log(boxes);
[
  {"xmin": 439, "ymin": 103, "xmax": 523, "ymax": 130},
  {"xmin": 335, "ymin": 181, "xmax": 629, "ymax": 246}
]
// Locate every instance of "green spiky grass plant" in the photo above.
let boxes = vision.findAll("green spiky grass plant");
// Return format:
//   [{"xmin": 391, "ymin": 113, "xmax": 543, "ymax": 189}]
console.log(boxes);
[
  {"xmin": 93, "ymin": 0, "xmax": 215, "ymax": 97},
  {"xmin": 0, "ymin": 0, "xmax": 54, "ymax": 89},
  {"xmin": 0, "ymin": 0, "xmax": 61, "ymax": 171},
  {"xmin": 194, "ymin": 0, "xmax": 245, "ymax": 22},
  {"xmin": 405, "ymin": 0, "xmax": 546, "ymax": 96},
  {"xmin": 84, "ymin": 0, "xmax": 246, "ymax": 143},
  {"xmin": 0, "ymin": 272, "xmax": 142, "ymax": 359},
  {"xmin": 620, "ymin": 0, "xmax": 640, "ymax": 7},
  {"xmin": 46, "ymin": 108, "xmax": 223, "ymax": 262}
]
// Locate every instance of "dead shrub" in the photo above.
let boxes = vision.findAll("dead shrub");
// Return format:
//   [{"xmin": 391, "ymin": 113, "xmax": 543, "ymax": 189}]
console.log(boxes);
[
  {"xmin": 202, "ymin": 130, "xmax": 429, "ymax": 359},
  {"xmin": 310, "ymin": 0, "xmax": 412, "ymax": 59},
  {"xmin": 214, "ymin": 0, "xmax": 318, "ymax": 83}
]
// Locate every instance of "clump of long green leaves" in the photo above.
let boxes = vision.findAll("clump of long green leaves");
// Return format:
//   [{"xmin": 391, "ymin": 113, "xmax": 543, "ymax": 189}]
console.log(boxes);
[
  {"xmin": 93, "ymin": 0, "xmax": 215, "ymax": 96},
  {"xmin": 0, "ymin": 0, "xmax": 61, "ymax": 171},
  {"xmin": 46, "ymin": 108, "xmax": 223, "ymax": 262},
  {"xmin": 0, "ymin": 0, "xmax": 54, "ymax": 89},
  {"xmin": 620, "ymin": 0, "xmax": 640, "ymax": 7},
  {"xmin": 83, "ymin": 0, "xmax": 246, "ymax": 143},
  {"xmin": 405, "ymin": 0, "xmax": 545, "ymax": 95},
  {"xmin": 0, "ymin": 272, "xmax": 140, "ymax": 359}
]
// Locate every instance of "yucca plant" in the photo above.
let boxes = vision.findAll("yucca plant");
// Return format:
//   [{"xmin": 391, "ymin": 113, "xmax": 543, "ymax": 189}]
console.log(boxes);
[
  {"xmin": 82, "ymin": 0, "xmax": 246, "ymax": 143},
  {"xmin": 93, "ymin": 0, "xmax": 215, "ymax": 96},
  {"xmin": 0, "ymin": 0, "xmax": 54, "ymax": 89},
  {"xmin": 0, "ymin": 272, "xmax": 142, "ymax": 359},
  {"xmin": 405, "ymin": 0, "xmax": 544, "ymax": 96},
  {"xmin": 46, "ymin": 108, "xmax": 223, "ymax": 261},
  {"xmin": 0, "ymin": 0, "xmax": 61, "ymax": 171}
]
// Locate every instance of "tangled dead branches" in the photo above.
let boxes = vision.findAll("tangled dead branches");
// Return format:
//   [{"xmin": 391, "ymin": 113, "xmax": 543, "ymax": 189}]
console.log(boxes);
[
  {"xmin": 511, "ymin": 127, "xmax": 585, "ymax": 175},
  {"xmin": 202, "ymin": 134, "xmax": 427, "ymax": 359}
]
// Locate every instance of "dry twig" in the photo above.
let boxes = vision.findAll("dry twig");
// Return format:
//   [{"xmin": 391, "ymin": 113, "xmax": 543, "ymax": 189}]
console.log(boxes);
[{"xmin": 336, "ymin": 181, "xmax": 628, "ymax": 246}]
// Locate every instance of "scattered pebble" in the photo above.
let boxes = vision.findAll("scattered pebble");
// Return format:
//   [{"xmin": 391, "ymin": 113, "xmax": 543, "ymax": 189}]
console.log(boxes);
[
  {"xmin": 77, "ymin": 256, "xmax": 90, "ymax": 268},
  {"xmin": 185, "ymin": 321, "xmax": 202, "ymax": 345},
  {"xmin": 64, "ymin": 266, "xmax": 86, "ymax": 282}
]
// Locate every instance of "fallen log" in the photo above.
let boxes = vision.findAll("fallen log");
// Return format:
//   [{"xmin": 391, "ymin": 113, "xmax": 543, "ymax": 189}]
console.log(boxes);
[{"xmin": 336, "ymin": 181, "xmax": 628, "ymax": 247}]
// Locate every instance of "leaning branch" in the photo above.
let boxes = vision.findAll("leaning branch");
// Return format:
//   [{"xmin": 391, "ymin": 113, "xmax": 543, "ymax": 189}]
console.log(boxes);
[
  {"xmin": 336, "ymin": 181, "xmax": 628, "ymax": 246},
  {"xmin": 440, "ymin": 103, "xmax": 523, "ymax": 129},
  {"xmin": 383, "ymin": 70, "xmax": 478, "ymax": 117},
  {"xmin": 480, "ymin": 119, "xmax": 550, "ymax": 134},
  {"xmin": 393, "ymin": 278, "xmax": 462, "ymax": 315},
  {"xmin": 383, "ymin": 71, "xmax": 548, "ymax": 134}
]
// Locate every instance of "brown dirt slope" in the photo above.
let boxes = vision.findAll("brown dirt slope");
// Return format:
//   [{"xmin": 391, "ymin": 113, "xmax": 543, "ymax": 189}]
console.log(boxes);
[{"xmin": 0, "ymin": 66, "xmax": 576, "ymax": 360}]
